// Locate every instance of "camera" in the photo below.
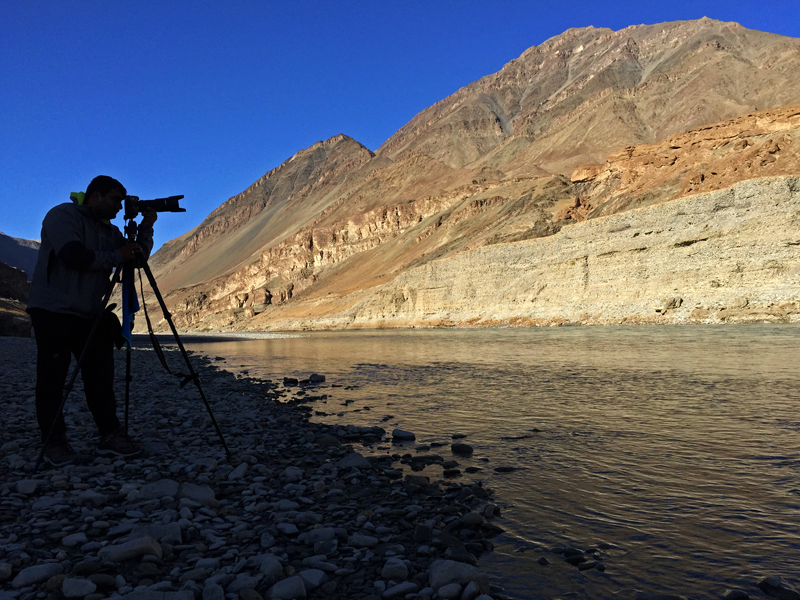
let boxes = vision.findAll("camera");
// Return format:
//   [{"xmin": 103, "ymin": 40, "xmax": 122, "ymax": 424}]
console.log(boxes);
[{"xmin": 124, "ymin": 195, "xmax": 185, "ymax": 220}]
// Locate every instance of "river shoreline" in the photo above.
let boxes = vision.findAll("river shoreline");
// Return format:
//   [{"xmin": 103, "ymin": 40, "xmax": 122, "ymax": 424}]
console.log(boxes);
[{"xmin": 0, "ymin": 337, "xmax": 502, "ymax": 600}]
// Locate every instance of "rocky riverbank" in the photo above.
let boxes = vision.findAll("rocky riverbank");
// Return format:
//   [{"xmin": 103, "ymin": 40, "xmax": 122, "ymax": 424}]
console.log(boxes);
[{"xmin": 0, "ymin": 337, "xmax": 502, "ymax": 600}]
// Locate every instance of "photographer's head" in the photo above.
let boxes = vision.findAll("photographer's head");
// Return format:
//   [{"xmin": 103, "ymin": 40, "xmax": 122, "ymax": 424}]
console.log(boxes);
[{"xmin": 85, "ymin": 175, "xmax": 126, "ymax": 221}]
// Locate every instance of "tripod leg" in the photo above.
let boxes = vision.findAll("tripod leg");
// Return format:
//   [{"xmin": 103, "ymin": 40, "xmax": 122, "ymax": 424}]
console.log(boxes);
[
  {"xmin": 124, "ymin": 342, "xmax": 132, "ymax": 435},
  {"xmin": 34, "ymin": 265, "xmax": 124, "ymax": 473},
  {"xmin": 137, "ymin": 258, "xmax": 232, "ymax": 458}
]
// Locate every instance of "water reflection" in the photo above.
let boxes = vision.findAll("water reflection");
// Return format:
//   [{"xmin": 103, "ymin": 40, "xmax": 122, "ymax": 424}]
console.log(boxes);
[{"xmin": 167, "ymin": 325, "xmax": 800, "ymax": 600}]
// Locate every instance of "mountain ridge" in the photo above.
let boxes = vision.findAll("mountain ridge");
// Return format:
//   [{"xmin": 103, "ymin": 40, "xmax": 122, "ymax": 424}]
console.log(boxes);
[{"xmin": 115, "ymin": 18, "xmax": 800, "ymax": 331}]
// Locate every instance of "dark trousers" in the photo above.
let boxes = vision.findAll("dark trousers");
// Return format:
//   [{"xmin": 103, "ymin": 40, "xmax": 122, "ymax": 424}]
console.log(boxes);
[{"xmin": 29, "ymin": 308, "xmax": 121, "ymax": 441}]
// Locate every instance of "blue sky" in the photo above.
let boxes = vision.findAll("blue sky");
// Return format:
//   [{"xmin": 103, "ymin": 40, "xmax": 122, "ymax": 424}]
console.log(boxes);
[{"xmin": 2, "ymin": 1, "xmax": 799, "ymax": 251}]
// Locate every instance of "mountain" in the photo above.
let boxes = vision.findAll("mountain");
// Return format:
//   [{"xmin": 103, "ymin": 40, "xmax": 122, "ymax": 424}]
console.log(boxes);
[
  {"xmin": 0, "ymin": 232, "xmax": 39, "ymax": 281},
  {"xmin": 142, "ymin": 19, "xmax": 800, "ymax": 331},
  {"xmin": 378, "ymin": 17, "xmax": 800, "ymax": 174}
]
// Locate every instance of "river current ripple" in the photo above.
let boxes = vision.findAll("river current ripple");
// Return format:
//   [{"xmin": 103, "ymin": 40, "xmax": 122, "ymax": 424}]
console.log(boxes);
[{"xmin": 175, "ymin": 325, "xmax": 800, "ymax": 600}]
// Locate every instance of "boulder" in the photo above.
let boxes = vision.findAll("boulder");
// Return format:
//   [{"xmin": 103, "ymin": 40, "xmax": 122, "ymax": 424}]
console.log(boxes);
[
  {"xmin": 98, "ymin": 536, "xmax": 162, "ymax": 562},
  {"xmin": 428, "ymin": 560, "xmax": 490, "ymax": 594},
  {"xmin": 268, "ymin": 575, "xmax": 306, "ymax": 599},
  {"xmin": 757, "ymin": 576, "xmax": 800, "ymax": 600},
  {"xmin": 12, "ymin": 563, "xmax": 64, "ymax": 588}
]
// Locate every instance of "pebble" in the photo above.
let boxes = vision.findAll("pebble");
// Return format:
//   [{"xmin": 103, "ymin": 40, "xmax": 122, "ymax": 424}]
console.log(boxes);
[
  {"xmin": 382, "ymin": 581, "xmax": 419, "ymax": 598},
  {"xmin": 62, "ymin": 577, "xmax": 97, "ymax": 598},
  {"xmin": 381, "ymin": 557, "xmax": 409, "ymax": 580},
  {"xmin": 438, "ymin": 582, "xmax": 463, "ymax": 599},
  {"xmin": 0, "ymin": 339, "xmax": 502, "ymax": 600},
  {"xmin": 392, "ymin": 428, "xmax": 416, "ymax": 441},
  {"xmin": 451, "ymin": 443, "xmax": 473, "ymax": 455},
  {"xmin": 16, "ymin": 479, "xmax": 39, "ymax": 495},
  {"xmin": 12, "ymin": 563, "xmax": 64, "ymax": 588},
  {"xmin": 757, "ymin": 576, "xmax": 800, "ymax": 600},
  {"xmin": 267, "ymin": 575, "xmax": 306, "ymax": 599}
]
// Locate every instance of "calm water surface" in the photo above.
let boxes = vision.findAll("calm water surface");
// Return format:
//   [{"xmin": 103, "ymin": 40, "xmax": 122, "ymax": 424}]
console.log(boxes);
[{"xmin": 175, "ymin": 326, "xmax": 800, "ymax": 600}]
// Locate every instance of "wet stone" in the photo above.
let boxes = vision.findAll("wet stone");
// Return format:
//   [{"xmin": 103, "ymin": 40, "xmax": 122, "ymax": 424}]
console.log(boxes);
[
  {"xmin": 723, "ymin": 590, "xmax": 750, "ymax": 600},
  {"xmin": 451, "ymin": 443, "xmax": 473, "ymax": 455},
  {"xmin": 0, "ymin": 340, "xmax": 502, "ymax": 600},
  {"xmin": 437, "ymin": 582, "xmax": 463, "ymax": 599},
  {"xmin": 62, "ymin": 577, "xmax": 97, "ymax": 598},
  {"xmin": 757, "ymin": 576, "xmax": 800, "ymax": 600},
  {"xmin": 12, "ymin": 563, "xmax": 64, "ymax": 588},
  {"xmin": 392, "ymin": 429, "xmax": 416, "ymax": 441}
]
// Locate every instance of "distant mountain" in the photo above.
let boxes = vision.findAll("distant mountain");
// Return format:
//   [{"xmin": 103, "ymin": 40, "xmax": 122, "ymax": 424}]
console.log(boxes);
[
  {"xmin": 0, "ymin": 232, "xmax": 39, "ymax": 281},
  {"xmin": 142, "ymin": 18, "xmax": 800, "ymax": 331}
]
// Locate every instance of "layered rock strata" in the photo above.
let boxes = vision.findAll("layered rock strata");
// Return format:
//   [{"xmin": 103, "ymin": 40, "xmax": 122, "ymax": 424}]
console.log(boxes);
[{"xmin": 244, "ymin": 176, "xmax": 800, "ymax": 329}]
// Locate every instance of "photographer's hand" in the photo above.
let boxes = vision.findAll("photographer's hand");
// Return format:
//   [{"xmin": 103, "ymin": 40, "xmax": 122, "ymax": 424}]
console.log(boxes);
[
  {"xmin": 119, "ymin": 243, "xmax": 142, "ymax": 261},
  {"xmin": 140, "ymin": 208, "xmax": 158, "ymax": 228}
]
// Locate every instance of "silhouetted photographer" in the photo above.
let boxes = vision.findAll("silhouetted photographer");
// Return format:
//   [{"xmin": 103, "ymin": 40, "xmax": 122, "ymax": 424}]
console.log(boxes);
[{"xmin": 26, "ymin": 175, "xmax": 157, "ymax": 466}]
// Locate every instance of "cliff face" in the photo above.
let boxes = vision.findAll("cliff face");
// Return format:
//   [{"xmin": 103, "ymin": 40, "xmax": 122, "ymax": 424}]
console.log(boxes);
[
  {"xmin": 141, "ymin": 19, "xmax": 800, "ymax": 332},
  {"xmin": 147, "ymin": 105, "xmax": 800, "ymax": 332},
  {"xmin": 242, "ymin": 176, "xmax": 800, "ymax": 329}
]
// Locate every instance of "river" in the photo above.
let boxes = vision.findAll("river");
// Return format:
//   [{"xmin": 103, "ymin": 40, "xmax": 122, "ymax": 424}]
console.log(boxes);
[{"xmin": 164, "ymin": 325, "xmax": 800, "ymax": 600}]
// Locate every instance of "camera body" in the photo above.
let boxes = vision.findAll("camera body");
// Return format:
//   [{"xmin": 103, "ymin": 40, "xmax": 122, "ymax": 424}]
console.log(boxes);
[{"xmin": 124, "ymin": 195, "xmax": 185, "ymax": 220}]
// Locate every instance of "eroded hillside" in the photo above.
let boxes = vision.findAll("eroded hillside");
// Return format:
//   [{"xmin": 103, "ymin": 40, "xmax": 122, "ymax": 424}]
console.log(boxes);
[{"xmin": 139, "ymin": 19, "xmax": 800, "ymax": 332}]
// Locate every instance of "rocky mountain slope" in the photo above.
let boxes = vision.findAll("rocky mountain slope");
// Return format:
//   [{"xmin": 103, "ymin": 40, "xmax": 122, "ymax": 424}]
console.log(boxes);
[
  {"xmin": 245, "ymin": 175, "xmax": 800, "ymax": 330},
  {"xmin": 140, "ymin": 19, "xmax": 800, "ymax": 332},
  {"xmin": 0, "ymin": 232, "xmax": 39, "ymax": 281},
  {"xmin": 0, "ymin": 262, "xmax": 31, "ymax": 337},
  {"xmin": 378, "ymin": 17, "xmax": 800, "ymax": 174}
]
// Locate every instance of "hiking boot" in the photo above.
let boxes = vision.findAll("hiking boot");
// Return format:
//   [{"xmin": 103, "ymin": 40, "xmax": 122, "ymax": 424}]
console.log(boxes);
[
  {"xmin": 97, "ymin": 430, "xmax": 143, "ymax": 458},
  {"xmin": 44, "ymin": 435, "xmax": 79, "ymax": 467}
]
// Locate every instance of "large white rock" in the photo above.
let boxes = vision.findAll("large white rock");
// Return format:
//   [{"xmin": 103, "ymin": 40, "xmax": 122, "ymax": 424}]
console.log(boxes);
[
  {"xmin": 382, "ymin": 581, "xmax": 419, "ymax": 599},
  {"xmin": 381, "ymin": 557, "xmax": 409, "ymax": 580},
  {"xmin": 347, "ymin": 534, "xmax": 378, "ymax": 548},
  {"xmin": 298, "ymin": 569, "xmax": 327, "ymax": 591},
  {"xmin": 62, "ymin": 578, "xmax": 97, "ymax": 598},
  {"xmin": 428, "ymin": 560, "xmax": 490, "ymax": 594},
  {"xmin": 98, "ymin": 536, "xmax": 162, "ymax": 562},
  {"xmin": 16, "ymin": 480, "xmax": 39, "ymax": 495},
  {"xmin": 178, "ymin": 482, "xmax": 218, "ymax": 507},
  {"xmin": 202, "ymin": 581, "xmax": 225, "ymax": 600},
  {"xmin": 139, "ymin": 479, "xmax": 180, "ymax": 499},
  {"xmin": 255, "ymin": 555, "xmax": 284, "ymax": 581},
  {"xmin": 228, "ymin": 463, "xmax": 249, "ymax": 480},
  {"xmin": 226, "ymin": 574, "xmax": 262, "ymax": 593},
  {"xmin": 304, "ymin": 527, "xmax": 336, "ymax": 546},
  {"xmin": 61, "ymin": 532, "xmax": 88, "ymax": 547},
  {"xmin": 336, "ymin": 452, "xmax": 372, "ymax": 470},
  {"xmin": 268, "ymin": 575, "xmax": 306, "ymax": 599},
  {"xmin": 12, "ymin": 563, "xmax": 63, "ymax": 588}
]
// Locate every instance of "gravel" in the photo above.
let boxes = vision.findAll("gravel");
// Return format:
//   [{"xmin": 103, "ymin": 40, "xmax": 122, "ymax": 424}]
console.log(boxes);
[{"xmin": 0, "ymin": 336, "xmax": 501, "ymax": 600}]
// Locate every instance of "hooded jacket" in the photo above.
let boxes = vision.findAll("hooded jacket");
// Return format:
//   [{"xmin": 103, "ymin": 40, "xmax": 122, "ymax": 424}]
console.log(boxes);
[{"xmin": 27, "ymin": 199, "xmax": 153, "ymax": 318}]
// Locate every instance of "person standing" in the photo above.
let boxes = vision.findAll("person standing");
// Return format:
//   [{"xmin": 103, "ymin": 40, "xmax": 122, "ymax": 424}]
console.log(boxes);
[{"xmin": 26, "ymin": 175, "xmax": 157, "ymax": 466}]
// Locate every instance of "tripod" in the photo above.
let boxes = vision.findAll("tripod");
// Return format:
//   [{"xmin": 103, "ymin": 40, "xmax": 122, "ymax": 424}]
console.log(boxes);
[{"xmin": 34, "ymin": 217, "xmax": 231, "ymax": 472}]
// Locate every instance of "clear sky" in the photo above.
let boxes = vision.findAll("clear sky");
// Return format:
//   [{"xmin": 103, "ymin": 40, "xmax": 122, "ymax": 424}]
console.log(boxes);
[{"xmin": 2, "ymin": 0, "xmax": 799, "ymax": 251}]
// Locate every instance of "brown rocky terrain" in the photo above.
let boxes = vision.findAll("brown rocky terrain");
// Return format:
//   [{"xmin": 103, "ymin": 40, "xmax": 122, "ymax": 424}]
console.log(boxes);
[
  {"xmin": 378, "ymin": 17, "xmax": 800, "ymax": 174},
  {"xmin": 0, "ymin": 262, "xmax": 31, "ymax": 337},
  {"xmin": 138, "ymin": 19, "xmax": 800, "ymax": 332}
]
